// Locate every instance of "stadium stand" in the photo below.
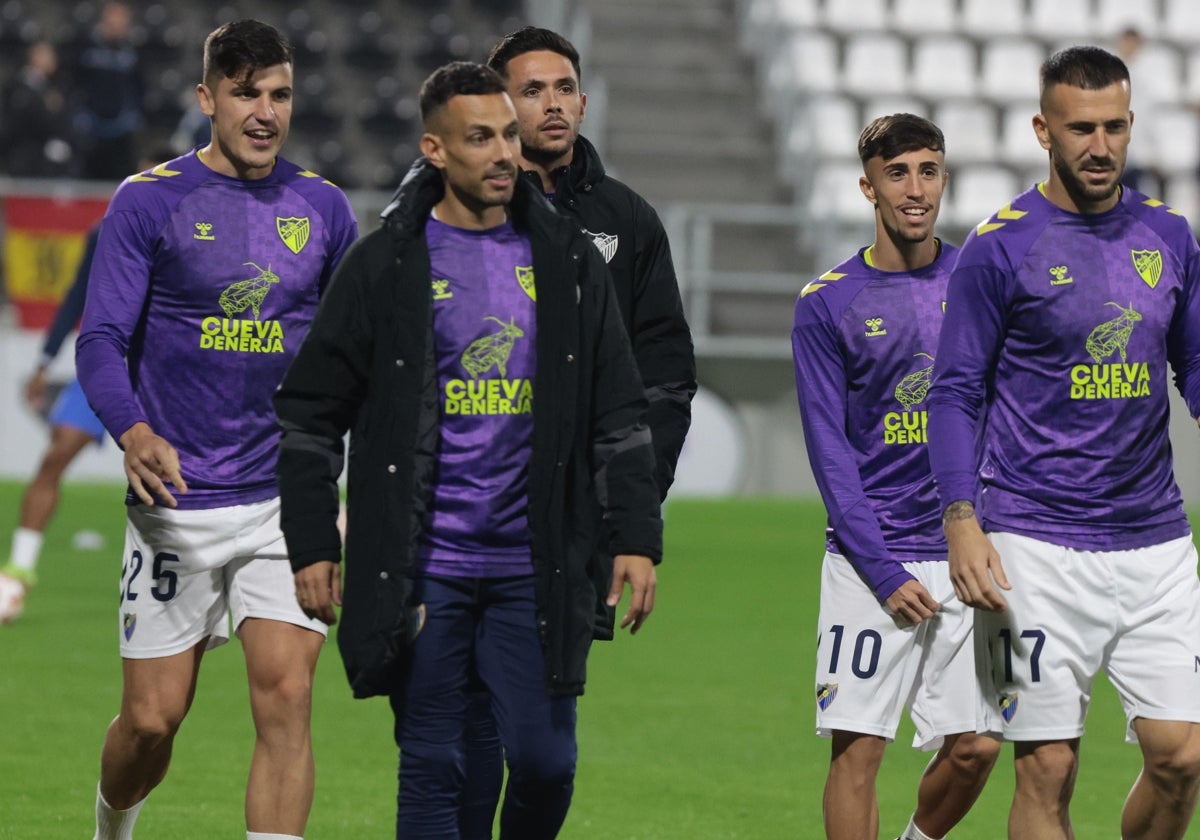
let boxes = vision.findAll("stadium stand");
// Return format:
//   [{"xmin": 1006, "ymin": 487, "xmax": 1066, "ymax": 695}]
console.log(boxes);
[{"xmin": 0, "ymin": 0, "xmax": 524, "ymax": 189}]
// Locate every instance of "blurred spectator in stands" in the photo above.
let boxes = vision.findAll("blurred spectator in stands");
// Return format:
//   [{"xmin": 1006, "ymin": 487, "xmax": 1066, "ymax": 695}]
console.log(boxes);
[
  {"xmin": 1116, "ymin": 26, "xmax": 1162, "ymax": 196},
  {"xmin": 71, "ymin": 0, "xmax": 144, "ymax": 181},
  {"xmin": 0, "ymin": 40, "xmax": 75, "ymax": 177},
  {"xmin": 170, "ymin": 101, "xmax": 212, "ymax": 154}
]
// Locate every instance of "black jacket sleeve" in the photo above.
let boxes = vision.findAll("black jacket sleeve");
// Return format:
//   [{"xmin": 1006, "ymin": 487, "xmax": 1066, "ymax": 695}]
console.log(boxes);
[
  {"xmin": 585, "ymin": 246, "xmax": 664, "ymax": 562},
  {"xmin": 630, "ymin": 199, "xmax": 696, "ymax": 499},
  {"xmin": 275, "ymin": 234, "xmax": 376, "ymax": 572}
]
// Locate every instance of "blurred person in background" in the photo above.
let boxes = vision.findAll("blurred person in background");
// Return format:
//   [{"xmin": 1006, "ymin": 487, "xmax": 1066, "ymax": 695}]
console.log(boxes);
[
  {"xmin": 1, "ymin": 149, "xmax": 173, "ymax": 624},
  {"xmin": 71, "ymin": 1, "xmax": 144, "ymax": 180},
  {"xmin": 0, "ymin": 39, "xmax": 75, "ymax": 177},
  {"xmin": 1114, "ymin": 26, "xmax": 1162, "ymax": 196}
]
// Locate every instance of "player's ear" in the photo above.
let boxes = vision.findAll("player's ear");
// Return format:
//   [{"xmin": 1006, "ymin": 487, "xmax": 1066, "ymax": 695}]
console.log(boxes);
[
  {"xmin": 579, "ymin": 90, "xmax": 587, "ymax": 124},
  {"xmin": 1032, "ymin": 113, "xmax": 1051, "ymax": 151},
  {"xmin": 859, "ymin": 174, "xmax": 877, "ymax": 207},
  {"xmin": 196, "ymin": 83, "xmax": 215, "ymax": 118},
  {"xmin": 421, "ymin": 133, "xmax": 446, "ymax": 170}
]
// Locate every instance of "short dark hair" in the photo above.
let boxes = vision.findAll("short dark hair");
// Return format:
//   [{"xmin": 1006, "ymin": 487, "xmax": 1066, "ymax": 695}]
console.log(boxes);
[
  {"xmin": 419, "ymin": 61, "xmax": 508, "ymax": 123},
  {"xmin": 857, "ymin": 113, "xmax": 945, "ymax": 165},
  {"xmin": 203, "ymin": 20, "xmax": 293, "ymax": 87},
  {"xmin": 486, "ymin": 26, "xmax": 582, "ymax": 85},
  {"xmin": 1039, "ymin": 46, "xmax": 1129, "ymax": 109}
]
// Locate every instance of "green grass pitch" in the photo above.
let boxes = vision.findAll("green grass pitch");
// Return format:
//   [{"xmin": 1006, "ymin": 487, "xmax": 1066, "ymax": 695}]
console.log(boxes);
[{"xmin": 0, "ymin": 480, "xmax": 1188, "ymax": 838}]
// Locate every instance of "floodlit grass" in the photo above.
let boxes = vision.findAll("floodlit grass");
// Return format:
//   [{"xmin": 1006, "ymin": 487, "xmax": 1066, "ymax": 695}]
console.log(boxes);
[{"xmin": 0, "ymin": 482, "xmax": 1189, "ymax": 837}]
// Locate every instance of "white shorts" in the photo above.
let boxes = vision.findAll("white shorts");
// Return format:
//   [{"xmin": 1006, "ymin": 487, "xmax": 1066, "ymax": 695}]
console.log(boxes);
[
  {"xmin": 118, "ymin": 497, "xmax": 327, "ymax": 659},
  {"xmin": 814, "ymin": 552, "xmax": 976, "ymax": 750},
  {"xmin": 976, "ymin": 531, "xmax": 1200, "ymax": 743}
]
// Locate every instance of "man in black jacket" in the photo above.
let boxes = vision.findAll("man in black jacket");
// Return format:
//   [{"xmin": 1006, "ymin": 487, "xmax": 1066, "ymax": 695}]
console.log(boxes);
[
  {"xmin": 448, "ymin": 27, "xmax": 698, "ymax": 836},
  {"xmin": 274, "ymin": 62, "xmax": 662, "ymax": 839},
  {"xmin": 487, "ymin": 27, "xmax": 695, "ymax": 510}
]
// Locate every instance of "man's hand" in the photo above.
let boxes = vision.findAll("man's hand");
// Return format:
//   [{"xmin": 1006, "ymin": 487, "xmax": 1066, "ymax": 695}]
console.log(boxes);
[
  {"xmin": 943, "ymin": 501, "xmax": 1010, "ymax": 612},
  {"xmin": 24, "ymin": 368, "xmax": 48, "ymax": 412},
  {"xmin": 607, "ymin": 554, "xmax": 656, "ymax": 634},
  {"xmin": 119, "ymin": 422, "xmax": 188, "ymax": 507},
  {"xmin": 294, "ymin": 560, "xmax": 341, "ymax": 626},
  {"xmin": 885, "ymin": 579, "xmax": 941, "ymax": 627}
]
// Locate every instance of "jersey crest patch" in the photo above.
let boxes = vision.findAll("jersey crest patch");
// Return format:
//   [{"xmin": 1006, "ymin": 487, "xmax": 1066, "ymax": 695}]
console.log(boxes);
[
  {"xmin": 277, "ymin": 216, "xmax": 311, "ymax": 254},
  {"xmin": 1131, "ymin": 249, "xmax": 1162, "ymax": 289},
  {"xmin": 999, "ymin": 691, "xmax": 1019, "ymax": 723},
  {"xmin": 123, "ymin": 611, "xmax": 137, "ymax": 641},
  {"xmin": 816, "ymin": 683, "xmax": 838, "ymax": 711},
  {"xmin": 515, "ymin": 265, "xmax": 536, "ymax": 301},
  {"xmin": 584, "ymin": 228, "xmax": 619, "ymax": 263}
]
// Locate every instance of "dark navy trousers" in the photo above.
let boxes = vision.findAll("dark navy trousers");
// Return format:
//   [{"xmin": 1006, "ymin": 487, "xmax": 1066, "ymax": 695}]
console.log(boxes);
[{"xmin": 390, "ymin": 574, "xmax": 577, "ymax": 839}]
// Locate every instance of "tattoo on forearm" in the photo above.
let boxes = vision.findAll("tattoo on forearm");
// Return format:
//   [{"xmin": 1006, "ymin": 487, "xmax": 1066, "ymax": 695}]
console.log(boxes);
[{"xmin": 942, "ymin": 500, "xmax": 975, "ymax": 526}]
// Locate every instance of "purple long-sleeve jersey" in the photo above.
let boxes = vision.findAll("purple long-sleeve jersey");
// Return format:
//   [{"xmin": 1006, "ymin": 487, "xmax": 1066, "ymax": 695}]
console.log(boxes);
[
  {"xmin": 929, "ymin": 183, "xmax": 1200, "ymax": 550},
  {"xmin": 792, "ymin": 242, "xmax": 956, "ymax": 601},
  {"xmin": 418, "ymin": 217, "xmax": 537, "ymax": 578},
  {"xmin": 77, "ymin": 150, "xmax": 358, "ymax": 509}
]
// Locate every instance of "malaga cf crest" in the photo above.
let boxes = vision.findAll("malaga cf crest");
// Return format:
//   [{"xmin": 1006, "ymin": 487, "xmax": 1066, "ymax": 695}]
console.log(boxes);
[
  {"xmin": 816, "ymin": 683, "xmax": 838, "ymax": 711},
  {"xmin": 1131, "ymin": 248, "xmax": 1162, "ymax": 289},
  {"xmin": 585, "ymin": 229, "xmax": 619, "ymax": 263},
  {"xmin": 999, "ymin": 691, "xmax": 1019, "ymax": 723},
  {"xmin": 123, "ymin": 612, "xmax": 137, "ymax": 641},
  {"xmin": 515, "ymin": 265, "xmax": 536, "ymax": 301},
  {"xmin": 277, "ymin": 216, "xmax": 311, "ymax": 254}
]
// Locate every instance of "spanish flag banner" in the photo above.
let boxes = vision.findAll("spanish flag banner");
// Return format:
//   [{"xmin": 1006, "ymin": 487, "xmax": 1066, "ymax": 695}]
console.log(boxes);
[{"xmin": 3, "ymin": 194, "xmax": 109, "ymax": 329}]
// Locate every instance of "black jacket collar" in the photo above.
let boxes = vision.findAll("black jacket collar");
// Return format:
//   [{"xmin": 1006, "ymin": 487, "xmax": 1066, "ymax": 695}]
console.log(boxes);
[{"xmin": 381, "ymin": 156, "xmax": 559, "ymax": 243}]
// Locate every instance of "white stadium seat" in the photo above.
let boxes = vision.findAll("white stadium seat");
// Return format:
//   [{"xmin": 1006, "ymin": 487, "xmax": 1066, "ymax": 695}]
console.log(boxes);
[
  {"xmin": 862, "ymin": 95, "xmax": 930, "ymax": 123},
  {"xmin": 786, "ymin": 96, "xmax": 861, "ymax": 162},
  {"xmin": 947, "ymin": 165, "xmax": 1023, "ymax": 229},
  {"xmin": 1130, "ymin": 43, "xmax": 1183, "ymax": 106},
  {"xmin": 979, "ymin": 39, "xmax": 1047, "ymax": 104},
  {"xmin": 999, "ymin": 102, "xmax": 1047, "ymax": 170},
  {"xmin": 910, "ymin": 36, "xmax": 978, "ymax": 100},
  {"xmin": 934, "ymin": 101, "xmax": 999, "ymax": 164},
  {"xmin": 1163, "ymin": 177, "xmax": 1200, "ymax": 225},
  {"xmin": 961, "ymin": 0, "xmax": 1025, "ymax": 39},
  {"xmin": 1029, "ymin": 0, "xmax": 1097, "ymax": 43},
  {"xmin": 809, "ymin": 161, "xmax": 876, "ymax": 223},
  {"xmin": 891, "ymin": 0, "xmax": 958, "ymax": 36},
  {"xmin": 842, "ymin": 33, "xmax": 909, "ymax": 99},
  {"xmin": 1150, "ymin": 106, "xmax": 1200, "ymax": 174},
  {"xmin": 1163, "ymin": 0, "xmax": 1200, "ymax": 48},
  {"xmin": 766, "ymin": 30, "xmax": 840, "ymax": 97},
  {"xmin": 823, "ymin": 0, "xmax": 890, "ymax": 34},
  {"xmin": 1096, "ymin": 0, "xmax": 1159, "ymax": 40}
]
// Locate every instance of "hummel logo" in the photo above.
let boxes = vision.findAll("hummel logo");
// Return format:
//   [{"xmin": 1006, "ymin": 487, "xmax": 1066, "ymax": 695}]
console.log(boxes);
[
  {"xmin": 1049, "ymin": 265, "xmax": 1073, "ymax": 286},
  {"xmin": 194, "ymin": 222, "xmax": 215, "ymax": 241},
  {"xmin": 432, "ymin": 279, "xmax": 453, "ymax": 300},
  {"xmin": 865, "ymin": 317, "xmax": 887, "ymax": 337}
]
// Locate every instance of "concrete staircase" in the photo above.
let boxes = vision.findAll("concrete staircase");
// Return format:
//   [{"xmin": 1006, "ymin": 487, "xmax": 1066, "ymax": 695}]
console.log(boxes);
[
  {"xmin": 582, "ymin": 0, "xmax": 810, "ymax": 360},
  {"xmin": 585, "ymin": 0, "xmax": 790, "ymax": 207}
]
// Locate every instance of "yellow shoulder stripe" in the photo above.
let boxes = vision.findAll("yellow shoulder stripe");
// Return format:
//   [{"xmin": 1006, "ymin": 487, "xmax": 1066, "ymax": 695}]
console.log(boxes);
[
  {"xmin": 976, "ymin": 202, "xmax": 1027, "ymax": 236},
  {"xmin": 129, "ymin": 162, "xmax": 183, "ymax": 182}
]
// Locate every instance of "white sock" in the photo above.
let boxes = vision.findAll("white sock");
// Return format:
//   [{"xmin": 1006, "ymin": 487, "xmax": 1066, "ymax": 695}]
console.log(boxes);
[
  {"xmin": 9, "ymin": 527, "xmax": 43, "ymax": 574},
  {"xmin": 247, "ymin": 834, "xmax": 303, "ymax": 839},
  {"xmin": 93, "ymin": 784, "xmax": 145, "ymax": 840},
  {"xmin": 900, "ymin": 815, "xmax": 940, "ymax": 840}
]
